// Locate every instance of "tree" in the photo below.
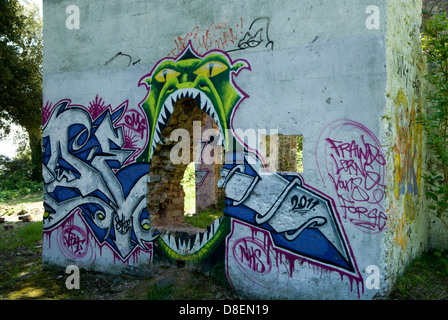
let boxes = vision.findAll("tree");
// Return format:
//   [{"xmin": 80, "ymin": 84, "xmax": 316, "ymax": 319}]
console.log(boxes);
[
  {"xmin": 0, "ymin": 0, "xmax": 42, "ymax": 181},
  {"xmin": 421, "ymin": 13, "xmax": 448, "ymax": 227}
]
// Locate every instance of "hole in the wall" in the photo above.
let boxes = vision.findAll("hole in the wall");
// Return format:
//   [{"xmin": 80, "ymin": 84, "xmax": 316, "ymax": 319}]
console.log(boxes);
[
  {"xmin": 260, "ymin": 134, "xmax": 303, "ymax": 172},
  {"xmin": 147, "ymin": 98, "xmax": 224, "ymax": 236}
]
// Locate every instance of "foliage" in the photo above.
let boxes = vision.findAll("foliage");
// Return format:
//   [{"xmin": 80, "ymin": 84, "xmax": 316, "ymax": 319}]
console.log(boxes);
[
  {"xmin": 0, "ymin": 221, "xmax": 42, "ymax": 252},
  {"xmin": 181, "ymin": 162, "xmax": 196, "ymax": 212},
  {"xmin": 181, "ymin": 162, "xmax": 225, "ymax": 228},
  {"xmin": 389, "ymin": 250, "xmax": 448, "ymax": 299},
  {"xmin": 296, "ymin": 135, "xmax": 303, "ymax": 172},
  {"xmin": 421, "ymin": 13, "xmax": 448, "ymax": 227},
  {"xmin": 0, "ymin": 153, "xmax": 42, "ymax": 203},
  {"xmin": 184, "ymin": 205, "xmax": 224, "ymax": 229},
  {"xmin": 0, "ymin": 0, "xmax": 43, "ymax": 181}
]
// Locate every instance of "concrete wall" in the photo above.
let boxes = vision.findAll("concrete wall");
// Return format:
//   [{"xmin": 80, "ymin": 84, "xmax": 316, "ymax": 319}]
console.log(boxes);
[{"xmin": 42, "ymin": 0, "xmax": 436, "ymax": 299}]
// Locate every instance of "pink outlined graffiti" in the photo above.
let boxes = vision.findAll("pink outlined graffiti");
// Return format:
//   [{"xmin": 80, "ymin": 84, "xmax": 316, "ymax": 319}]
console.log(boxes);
[
  {"xmin": 226, "ymin": 218, "xmax": 365, "ymax": 298},
  {"xmin": 42, "ymin": 101, "xmax": 53, "ymax": 126},
  {"xmin": 44, "ymin": 208, "xmax": 153, "ymax": 266},
  {"xmin": 42, "ymin": 96, "xmax": 153, "ymax": 260},
  {"xmin": 122, "ymin": 109, "xmax": 148, "ymax": 139},
  {"xmin": 316, "ymin": 119, "xmax": 387, "ymax": 234},
  {"xmin": 88, "ymin": 95, "xmax": 110, "ymax": 120},
  {"xmin": 59, "ymin": 224, "xmax": 89, "ymax": 259},
  {"xmin": 42, "ymin": 96, "xmax": 149, "ymax": 165}
]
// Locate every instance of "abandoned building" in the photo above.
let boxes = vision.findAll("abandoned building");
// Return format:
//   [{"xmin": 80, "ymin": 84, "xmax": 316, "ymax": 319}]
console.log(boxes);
[{"xmin": 41, "ymin": 0, "xmax": 448, "ymax": 299}]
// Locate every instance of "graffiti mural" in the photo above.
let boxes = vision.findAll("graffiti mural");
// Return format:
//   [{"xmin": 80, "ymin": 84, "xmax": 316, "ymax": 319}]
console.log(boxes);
[
  {"xmin": 316, "ymin": 120, "xmax": 387, "ymax": 234},
  {"xmin": 221, "ymin": 162, "xmax": 363, "ymax": 289},
  {"xmin": 42, "ymin": 97, "xmax": 156, "ymax": 261},
  {"xmin": 43, "ymin": 41, "xmax": 363, "ymax": 295},
  {"xmin": 168, "ymin": 17, "xmax": 274, "ymax": 57},
  {"xmin": 393, "ymin": 88, "xmax": 423, "ymax": 204}
]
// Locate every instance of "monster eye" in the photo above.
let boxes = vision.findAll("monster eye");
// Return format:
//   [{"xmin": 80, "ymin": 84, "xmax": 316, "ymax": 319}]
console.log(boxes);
[
  {"xmin": 141, "ymin": 219, "xmax": 151, "ymax": 230},
  {"xmin": 154, "ymin": 69, "xmax": 180, "ymax": 82},
  {"xmin": 194, "ymin": 61, "xmax": 228, "ymax": 77},
  {"xmin": 96, "ymin": 211, "xmax": 105, "ymax": 220}
]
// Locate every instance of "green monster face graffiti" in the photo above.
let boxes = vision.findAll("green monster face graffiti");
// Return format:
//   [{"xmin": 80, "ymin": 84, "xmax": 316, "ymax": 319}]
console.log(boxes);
[
  {"xmin": 139, "ymin": 44, "xmax": 249, "ymax": 159},
  {"xmin": 137, "ymin": 44, "xmax": 250, "ymax": 265}
]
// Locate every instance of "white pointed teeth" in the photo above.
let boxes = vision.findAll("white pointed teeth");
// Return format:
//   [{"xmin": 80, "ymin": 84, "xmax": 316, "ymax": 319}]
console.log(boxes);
[
  {"xmin": 150, "ymin": 88, "xmax": 225, "ymax": 157},
  {"xmin": 160, "ymin": 217, "xmax": 222, "ymax": 255}
]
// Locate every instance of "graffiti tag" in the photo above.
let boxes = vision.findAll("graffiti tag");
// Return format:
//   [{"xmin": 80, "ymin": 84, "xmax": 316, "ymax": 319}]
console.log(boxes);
[
  {"xmin": 60, "ymin": 225, "xmax": 89, "ymax": 259},
  {"xmin": 317, "ymin": 120, "xmax": 387, "ymax": 233}
]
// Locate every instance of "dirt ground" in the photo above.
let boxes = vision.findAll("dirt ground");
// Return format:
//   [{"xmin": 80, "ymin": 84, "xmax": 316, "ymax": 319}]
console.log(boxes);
[
  {"xmin": 0, "ymin": 198, "xmax": 240, "ymax": 300},
  {"xmin": 2, "ymin": 195, "xmax": 448, "ymax": 301}
]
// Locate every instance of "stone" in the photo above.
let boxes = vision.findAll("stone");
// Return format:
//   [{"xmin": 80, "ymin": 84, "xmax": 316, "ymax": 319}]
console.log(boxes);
[
  {"xmin": 157, "ymin": 275, "xmax": 175, "ymax": 289},
  {"xmin": 121, "ymin": 265, "xmax": 153, "ymax": 280},
  {"xmin": 109, "ymin": 277, "xmax": 125, "ymax": 293},
  {"xmin": 18, "ymin": 214, "xmax": 32, "ymax": 222},
  {"xmin": 148, "ymin": 175, "xmax": 161, "ymax": 183}
]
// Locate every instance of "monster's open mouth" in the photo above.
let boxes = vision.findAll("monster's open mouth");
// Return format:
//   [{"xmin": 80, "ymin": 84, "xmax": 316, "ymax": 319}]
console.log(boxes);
[
  {"xmin": 150, "ymin": 88, "xmax": 224, "ymax": 157},
  {"xmin": 159, "ymin": 217, "xmax": 225, "ymax": 257},
  {"xmin": 147, "ymin": 88, "xmax": 226, "ymax": 260}
]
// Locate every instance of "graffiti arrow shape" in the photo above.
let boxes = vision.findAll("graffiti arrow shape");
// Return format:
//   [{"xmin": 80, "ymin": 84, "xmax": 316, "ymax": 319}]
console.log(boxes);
[{"xmin": 219, "ymin": 160, "xmax": 352, "ymax": 267}]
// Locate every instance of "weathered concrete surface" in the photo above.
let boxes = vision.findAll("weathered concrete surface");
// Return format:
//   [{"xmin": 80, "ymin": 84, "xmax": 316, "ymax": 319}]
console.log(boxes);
[{"xmin": 41, "ymin": 0, "xmax": 445, "ymax": 299}]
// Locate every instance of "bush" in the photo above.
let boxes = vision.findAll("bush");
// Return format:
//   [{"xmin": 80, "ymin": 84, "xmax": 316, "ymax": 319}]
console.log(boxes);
[
  {"xmin": 421, "ymin": 13, "xmax": 448, "ymax": 226},
  {"xmin": 0, "ymin": 154, "xmax": 42, "ymax": 203}
]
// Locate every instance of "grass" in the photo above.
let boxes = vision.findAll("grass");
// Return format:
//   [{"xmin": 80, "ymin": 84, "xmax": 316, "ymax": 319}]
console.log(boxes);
[
  {"xmin": 389, "ymin": 250, "xmax": 448, "ymax": 299},
  {"xmin": 0, "ymin": 190, "xmax": 43, "ymax": 207},
  {"xmin": 185, "ymin": 206, "xmax": 224, "ymax": 229},
  {"xmin": 0, "ymin": 221, "xmax": 43, "ymax": 252},
  {"xmin": 146, "ymin": 267, "xmax": 236, "ymax": 300},
  {"xmin": 147, "ymin": 283, "xmax": 174, "ymax": 300},
  {"xmin": 0, "ymin": 182, "xmax": 42, "ymax": 204},
  {"xmin": 184, "ymin": 197, "xmax": 225, "ymax": 229},
  {"xmin": 181, "ymin": 161, "xmax": 225, "ymax": 229}
]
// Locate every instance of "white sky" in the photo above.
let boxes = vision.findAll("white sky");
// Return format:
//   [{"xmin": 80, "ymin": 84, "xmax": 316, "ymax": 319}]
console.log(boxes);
[{"xmin": 0, "ymin": 124, "xmax": 26, "ymax": 158}]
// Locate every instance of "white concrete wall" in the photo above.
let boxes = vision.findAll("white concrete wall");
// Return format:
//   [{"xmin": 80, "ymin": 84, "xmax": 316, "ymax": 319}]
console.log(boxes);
[
  {"xmin": 381, "ymin": 0, "xmax": 431, "ymax": 292},
  {"xmin": 42, "ymin": 0, "xmax": 432, "ymax": 299}
]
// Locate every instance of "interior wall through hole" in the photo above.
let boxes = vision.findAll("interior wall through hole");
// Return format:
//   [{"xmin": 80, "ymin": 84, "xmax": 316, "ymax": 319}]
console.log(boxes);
[
  {"xmin": 147, "ymin": 97, "xmax": 225, "ymax": 233},
  {"xmin": 260, "ymin": 134, "xmax": 303, "ymax": 172}
]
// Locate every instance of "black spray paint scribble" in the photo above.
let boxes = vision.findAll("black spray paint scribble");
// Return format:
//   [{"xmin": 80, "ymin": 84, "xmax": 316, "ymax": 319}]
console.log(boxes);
[
  {"xmin": 227, "ymin": 17, "xmax": 274, "ymax": 53},
  {"xmin": 105, "ymin": 52, "xmax": 141, "ymax": 67}
]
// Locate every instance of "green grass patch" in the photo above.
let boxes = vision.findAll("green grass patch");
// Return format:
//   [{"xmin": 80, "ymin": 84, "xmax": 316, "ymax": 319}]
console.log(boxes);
[
  {"xmin": 184, "ymin": 198, "xmax": 225, "ymax": 229},
  {"xmin": 389, "ymin": 250, "xmax": 448, "ymax": 299},
  {"xmin": 1, "ymin": 190, "xmax": 43, "ymax": 206},
  {"xmin": 147, "ymin": 283, "xmax": 174, "ymax": 300},
  {"xmin": 185, "ymin": 208, "xmax": 223, "ymax": 229},
  {"xmin": 146, "ymin": 269, "xmax": 235, "ymax": 300},
  {"xmin": 0, "ymin": 221, "xmax": 43, "ymax": 252}
]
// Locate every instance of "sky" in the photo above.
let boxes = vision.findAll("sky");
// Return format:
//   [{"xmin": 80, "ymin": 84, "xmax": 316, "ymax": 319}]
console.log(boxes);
[
  {"xmin": 0, "ymin": 0, "xmax": 43, "ymax": 158},
  {"xmin": 32, "ymin": 0, "xmax": 42, "ymax": 16}
]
